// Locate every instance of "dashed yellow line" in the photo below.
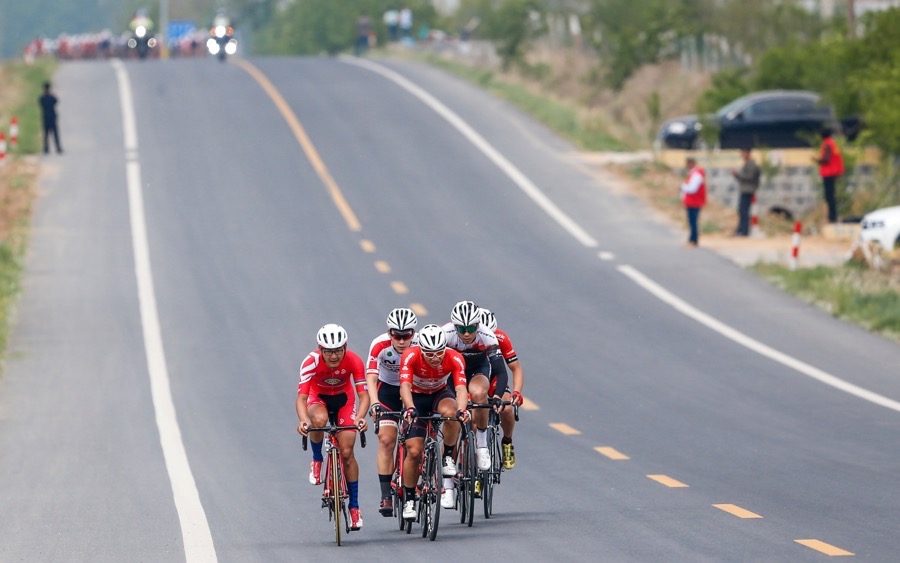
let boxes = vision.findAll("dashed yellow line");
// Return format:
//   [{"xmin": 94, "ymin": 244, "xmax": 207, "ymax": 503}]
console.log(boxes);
[
  {"xmin": 595, "ymin": 446, "xmax": 629, "ymax": 460},
  {"xmin": 410, "ymin": 303, "xmax": 428, "ymax": 316},
  {"xmin": 374, "ymin": 261, "xmax": 391, "ymax": 273},
  {"xmin": 234, "ymin": 58, "xmax": 361, "ymax": 232},
  {"xmin": 360, "ymin": 239, "xmax": 376, "ymax": 253},
  {"xmin": 647, "ymin": 474, "xmax": 689, "ymax": 488},
  {"xmin": 795, "ymin": 539, "xmax": 854, "ymax": 556},
  {"xmin": 549, "ymin": 423, "xmax": 580, "ymax": 435},
  {"xmin": 390, "ymin": 281, "xmax": 409, "ymax": 294},
  {"xmin": 520, "ymin": 397, "xmax": 539, "ymax": 410},
  {"xmin": 713, "ymin": 504, "xmax": 763, "ymax": 519}
]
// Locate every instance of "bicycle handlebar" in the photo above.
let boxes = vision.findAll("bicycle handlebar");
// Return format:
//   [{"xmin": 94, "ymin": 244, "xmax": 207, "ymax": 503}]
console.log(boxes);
[
  {"xmin": 372, "ymin": 410, "xmax": 403, "ymax": 435},
  {"xmin": 301, "ymin": 425, "xmax": 366, "ymax": 450},
  {"xmin": 468, "ymin": 399, "xmax": 520, "ymax": 421}
]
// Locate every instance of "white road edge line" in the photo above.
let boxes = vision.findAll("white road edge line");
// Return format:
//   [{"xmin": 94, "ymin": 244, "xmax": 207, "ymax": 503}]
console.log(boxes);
[
  {"xmin": 112, "ymin": 59, "xmax": 218, "ymax": 561},
  {"xmin": 340, "ymin": 56, "xmax": 598, "ymax": 248},
  {"xmin": 618, "ymin": 264, "xmax": 900, "ymax": 413}
]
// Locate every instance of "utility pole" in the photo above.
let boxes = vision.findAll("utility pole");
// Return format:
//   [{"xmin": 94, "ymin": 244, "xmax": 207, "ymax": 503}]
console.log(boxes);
[{"xmin": 847, "ymin": 0, "xmax": 856, "ymax": 39}]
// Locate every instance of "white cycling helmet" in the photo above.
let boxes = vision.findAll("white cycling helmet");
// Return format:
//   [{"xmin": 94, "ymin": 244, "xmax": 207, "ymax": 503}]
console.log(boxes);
[
  {"xmin": 386, "ymin": 308, "xmax": 418, "ymax": 331},
  {"xmin": 316, "ymin": 323, "xmax": 348, "ymax": 349},
  {"xmin": 478, "ymin": 308, "xmax": 497, "ymax": 332},
  {"xmin": 450, "ymin": 300, "xmax": 481, "ymax": 327},
  {"xmin": 417, "ymin": 324, "xmax": 446, "ymax": 352}
]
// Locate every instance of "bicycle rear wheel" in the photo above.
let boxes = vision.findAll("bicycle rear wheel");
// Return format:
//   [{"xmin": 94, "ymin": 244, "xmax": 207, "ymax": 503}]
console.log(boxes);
[{"xmin": 457, "ymin": 426, "xmax": 475, "ymax": 527}]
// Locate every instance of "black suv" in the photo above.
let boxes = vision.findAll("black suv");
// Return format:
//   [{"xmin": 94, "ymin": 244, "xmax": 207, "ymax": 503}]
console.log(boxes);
[{"xmin": 657, "ymin": 90, "xmax": 841, "ymax": 150}]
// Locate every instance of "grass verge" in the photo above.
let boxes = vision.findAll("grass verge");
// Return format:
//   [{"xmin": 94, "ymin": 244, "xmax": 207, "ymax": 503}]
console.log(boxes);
[
  {"xmin": 751, "ymin": 262, "xmax": 900, "ymax": 343},
  {"xmin": 0, "ymin": 58, "xmax": 56, "ymax": 365}
]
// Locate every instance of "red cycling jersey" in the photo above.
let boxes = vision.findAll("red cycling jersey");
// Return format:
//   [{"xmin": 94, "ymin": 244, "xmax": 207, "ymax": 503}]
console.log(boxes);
[
  {"xmin": 399, "ymin": 346, "xmax": 467, "ymax": 393},
  {"xmin": 297, "ymin": 349, "xmax": 367, "ymax": 396},
  {"xmin": 494, "ymin": 328, "xmax": 518, "ymax": 364}
]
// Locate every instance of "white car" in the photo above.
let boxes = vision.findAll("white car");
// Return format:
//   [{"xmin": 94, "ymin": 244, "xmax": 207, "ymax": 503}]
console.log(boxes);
[{"xmin": 859, "ymin": 205, "xmax": 900, "ymax": 251}]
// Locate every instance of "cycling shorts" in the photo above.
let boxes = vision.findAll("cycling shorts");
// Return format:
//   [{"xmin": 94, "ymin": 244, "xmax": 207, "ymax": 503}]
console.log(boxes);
[
  {"xmin": 463, "ymin": 355, "xmax": 491, "ymax": 383},
  {"xmin": 308, "ymin": 391, "xmax": 357, "ymax": 430},
  {"xmin": 376, "ymin": 381, "xmax": 403, "ymax": 422},
  {"xmin": 407, "ymin": 386, "xmax": 455, "ymax": 440}
]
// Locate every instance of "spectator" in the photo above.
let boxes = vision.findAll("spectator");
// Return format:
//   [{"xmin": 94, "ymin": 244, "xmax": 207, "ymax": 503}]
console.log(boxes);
[
  {"xmin": 731, "ymin": 147, "xmax": 760, "ymax": 236},
  {"xmin": 815, "ymin": 127, "xmax": 844, "ymax": 223},
  {"xmin": 38, "ymin": 81, "xmax": 62, "ymax": 154},
  {"xmin": 399, "ymin": 6, "xmax": 413, "ymax": 42},
  {"xmin": 384, "ymin": 9, "xmax": 399, "ymax": 42},
  {"xmin": 679, "ymin": 156, "xmax": 706, "ymax": 247},
  {"xmin": 355, "ymin": 12, "xmax": 372, "ymax": 55}
]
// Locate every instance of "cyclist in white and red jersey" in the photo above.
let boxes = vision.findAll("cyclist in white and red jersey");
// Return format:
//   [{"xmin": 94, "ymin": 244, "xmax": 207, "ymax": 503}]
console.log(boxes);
[
  {"xmin": 366, "ymin": 307, "xmax": 418, "ymax": 517},
  {"xmin": 296, "ymin": 324, "xmax": 369, "ymax": 530},
  {"xmin": 479, "ymin": 307, "xmax": 524, "ymax": 469},
  {"xmin": 443, "ymin": 300, "xmax": 509, "ymax": 473},
  {"xmin": 398, "ymin": 324, "xmax": 469, "ymax": 520}
]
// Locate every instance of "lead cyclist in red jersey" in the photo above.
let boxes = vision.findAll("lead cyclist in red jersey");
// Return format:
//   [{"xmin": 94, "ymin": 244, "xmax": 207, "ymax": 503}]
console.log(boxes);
[
  {"xmin": 398, "ymin": 324, "xmax": 470, "ymax": 520},
  {"xmin": 366, "ymin": 307, "xmax": 418, "ymax": 517},
  {"xmin": 479, "ymin": 307, "xmax": 524, "ymax": 469},
  {"xmin": 296, "ymin": 324, "xmax": 370, "ymax": 530}
]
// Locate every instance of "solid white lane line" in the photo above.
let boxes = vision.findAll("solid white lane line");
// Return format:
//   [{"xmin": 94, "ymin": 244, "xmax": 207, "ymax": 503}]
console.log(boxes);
[
  {"xmin": 113, "ymin": 59, "xmax": 217, "ymax": 562},
  {"xmin": 618, "ymin": 264, "xmax": 900, "ymax": 413},
  {"xmin": 341, "ymin": 56, "xmax": 598, "ymax": 248}
]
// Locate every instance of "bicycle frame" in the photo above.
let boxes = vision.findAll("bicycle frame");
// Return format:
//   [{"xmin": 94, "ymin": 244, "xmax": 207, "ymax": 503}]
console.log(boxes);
[{"xmin": 302, "ymin": 424, "xmax": 366, "ymax": 546}]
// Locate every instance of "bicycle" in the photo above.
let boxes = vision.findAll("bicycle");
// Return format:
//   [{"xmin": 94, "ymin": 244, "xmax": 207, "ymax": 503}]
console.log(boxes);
[
  {"xmin": 301, "ymin": 424, "xmax": 366, "ymax": 546},
  {"xmin": 373, "ymin": 410, "xmax": 409, "ymax": 533},
  {"xmin": 468, "ymin": 398, "xmax": 518, "ymax": 518},
  {"xmin": 394, "ymin": 412, "xmax": 465, "ymax": 541},
  {"xmin": 454, "ymin": 418, "xmax": 476, "ymax": 527}
]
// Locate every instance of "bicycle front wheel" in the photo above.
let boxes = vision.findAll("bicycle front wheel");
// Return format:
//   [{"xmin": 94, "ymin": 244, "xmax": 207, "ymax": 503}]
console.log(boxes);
[
  {"xmin": 457, "ymin": 426, "xmax": 475, "ymax": 527},
  {"xmin": 483, "ymin": 430, "xmax": 496, "ymax": 519},
  {"xmin": 331, "ymin": 451, "xmax": 343, "ymax": 545},
  {"xmin": 427, "ymin": 448, "xmax": 442, "ymax": 541}
]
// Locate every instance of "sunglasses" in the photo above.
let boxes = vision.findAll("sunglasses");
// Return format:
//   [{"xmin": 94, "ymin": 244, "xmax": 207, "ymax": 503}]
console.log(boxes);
[
  {"xmin": 422, "ymin": 349, "xmax": 445, "ymax": 359},
  {"xmin": 455, "ymin": 325, "xmax": 478, "ymax": 334},
  {"xmin": 390, "ymin": 330, "xmax": 414, "ymax": 341},
  {"xmin": 320, "ymin": 346, "xmax": 346, "ymax": 356}
]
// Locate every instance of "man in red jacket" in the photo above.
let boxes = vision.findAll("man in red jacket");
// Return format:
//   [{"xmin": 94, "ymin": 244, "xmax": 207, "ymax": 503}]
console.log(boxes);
[
  {"xmin": 680, "ymin": 156, "xmax": 706, "ymax": 247},
  {"xmin": 815, "ymin": 127, "xmax": 844, "ymax": 224}
]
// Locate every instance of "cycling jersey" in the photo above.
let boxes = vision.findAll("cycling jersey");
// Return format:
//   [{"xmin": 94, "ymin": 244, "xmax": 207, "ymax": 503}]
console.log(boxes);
[
  {"xmin": 298, "ymin": 349, "xmax": 367, "ymax": 396},
  {"xmin": 494, "ymin": 328, "xmax": 519, "ymax": 364},
  {"xmin": 442, "ymin": 322, "xmax": 509, "ymax": 395},
  {"xmin": 366, "ymin": 333, "xmax": 404, "ymax": 386},
  {"xmin": 399, "ymin": 346, "xmax": 467, "ymax": 394}
]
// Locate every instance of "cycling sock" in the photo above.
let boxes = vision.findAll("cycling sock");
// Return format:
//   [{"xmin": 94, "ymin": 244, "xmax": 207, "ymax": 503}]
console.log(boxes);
[
  {"xmin": 476, "ymin": 428, "xmax": 488, "ymax": 448},
  {"xmin": 502, "ymin": 436, "xmax": 512, "ymax": 445},
  {"xmin": 347, "ymin": 481, "xmax": 359, "ymax": 509},
  {"xmin": 443, "ymin": 444, "xmax": 454, "ymax": 458},
  {"xmin": 405, "ymin": 486, "xmax": 417, "ymax": 501},
  {"xmin": 310, "ymin": 440, "xmax": 323, "ymax": 462},
  {"xmin": 379, "ymin": 474, "xmax": 392, "ymax": 498}
]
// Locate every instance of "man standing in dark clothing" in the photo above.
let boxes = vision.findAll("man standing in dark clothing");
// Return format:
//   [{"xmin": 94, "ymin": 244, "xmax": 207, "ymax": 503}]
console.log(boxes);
[
  {"xmin": 731, "ymin": 147, "xmax": 761, "ymax": 236},
  {"xmin": 39, "ymin": 81, "xmax": 62, "ymax": 154}
]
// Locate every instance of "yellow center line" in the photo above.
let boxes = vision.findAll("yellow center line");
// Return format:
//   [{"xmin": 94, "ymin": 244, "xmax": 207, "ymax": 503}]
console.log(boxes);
[
  {"xmin": 647, "ymin": 474, "xmax": 689, "ymax": 488},
  {"xmin": 794, "ymin": 539, "xmax": 854, "ymax": 556},
  {"xmin": 549, "ymin": 423, "xmax": 580, "ymax": 435},
  {"xmin": 374, "ymin": 261, "xmax": 391, "ymax": 273},
  {"xmin": 391, "ymin": 281, "xmax": 409, "ymax": 294},
  {"xmin": 233, "ymin": 58, "xmax": 361, "ymax": 232},
  {"xmin": 519, "ymin": 397, "xmax": 540, "ymax": 410},
  {"xmin": 595, "ymin": 446, "xmax": 629, "ymax": 460},
  {"xmin": 410, "ymin": 303, "xmax": 428, "ymax": 316},
  {"xmin": 360, "ymin": 239, "xmax": 376, "ymax": 253},
  {"xmin": 713, "ymin": 504, "xmax": 763, "ymax": 519}
]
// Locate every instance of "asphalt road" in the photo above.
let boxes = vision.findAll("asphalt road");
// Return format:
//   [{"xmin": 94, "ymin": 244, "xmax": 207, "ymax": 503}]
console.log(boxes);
[{"xmin": 1, "ymin": 54, "xmax": 899, "ymax": 562}]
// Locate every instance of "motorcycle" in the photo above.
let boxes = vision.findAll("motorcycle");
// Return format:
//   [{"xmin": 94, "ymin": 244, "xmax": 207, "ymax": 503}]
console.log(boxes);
[
  {"xmin": 127, "ymin": 24, "xmax": 157, "ymax": 59},
  {"xmin": 206, "ymin": 24, "xmax": 237, "ymax": 61}
]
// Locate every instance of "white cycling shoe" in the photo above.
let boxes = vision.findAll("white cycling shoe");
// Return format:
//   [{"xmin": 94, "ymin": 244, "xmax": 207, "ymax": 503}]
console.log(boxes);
[
  {"xmin": 441, "ymin": 488, "xmax": 456, "ymax": 509},
  {"xmin": 442, "ymin": 456, "xmax": 458, "ymax": 476},
  {"xmin": 476, "ymin": 447, "xmax": 491, "ymax": 470},
  {"xmin": 402, "ymin": 500, "xmax": 417, "ymax": 520}
]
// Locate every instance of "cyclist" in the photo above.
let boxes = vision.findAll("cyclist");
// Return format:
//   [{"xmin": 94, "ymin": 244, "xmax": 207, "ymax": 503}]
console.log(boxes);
[
  {"xmin": 399, "ymin": 324, "xmax": 470, "ymax": 519},
  {"xmin": 296, "ymin": 324, "xmax": 370, "ymax": 531},
  {"xmin": 479, "ymin": 307, "xmax": 524, "ymax": 470},
  {"xmin": 443, "ymin": 301, "xmax": 509, "ymax": 475},
  {"xmin": 366, "ymin": 307, "xmax": 418, "ymax": 517}
]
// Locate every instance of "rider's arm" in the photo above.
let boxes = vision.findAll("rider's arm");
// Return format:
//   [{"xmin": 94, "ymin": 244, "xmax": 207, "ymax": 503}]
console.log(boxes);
[
  {"xmin": 508, "ymin": 359, "xmax": 524, "ymax": 395},
  {"xmin": 487, "ymin": 349, "xmax": 509, "ymax": 399},
  {"xmin": 296, "ymin": 393, "xmax": 311, "ymax": 433}
]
